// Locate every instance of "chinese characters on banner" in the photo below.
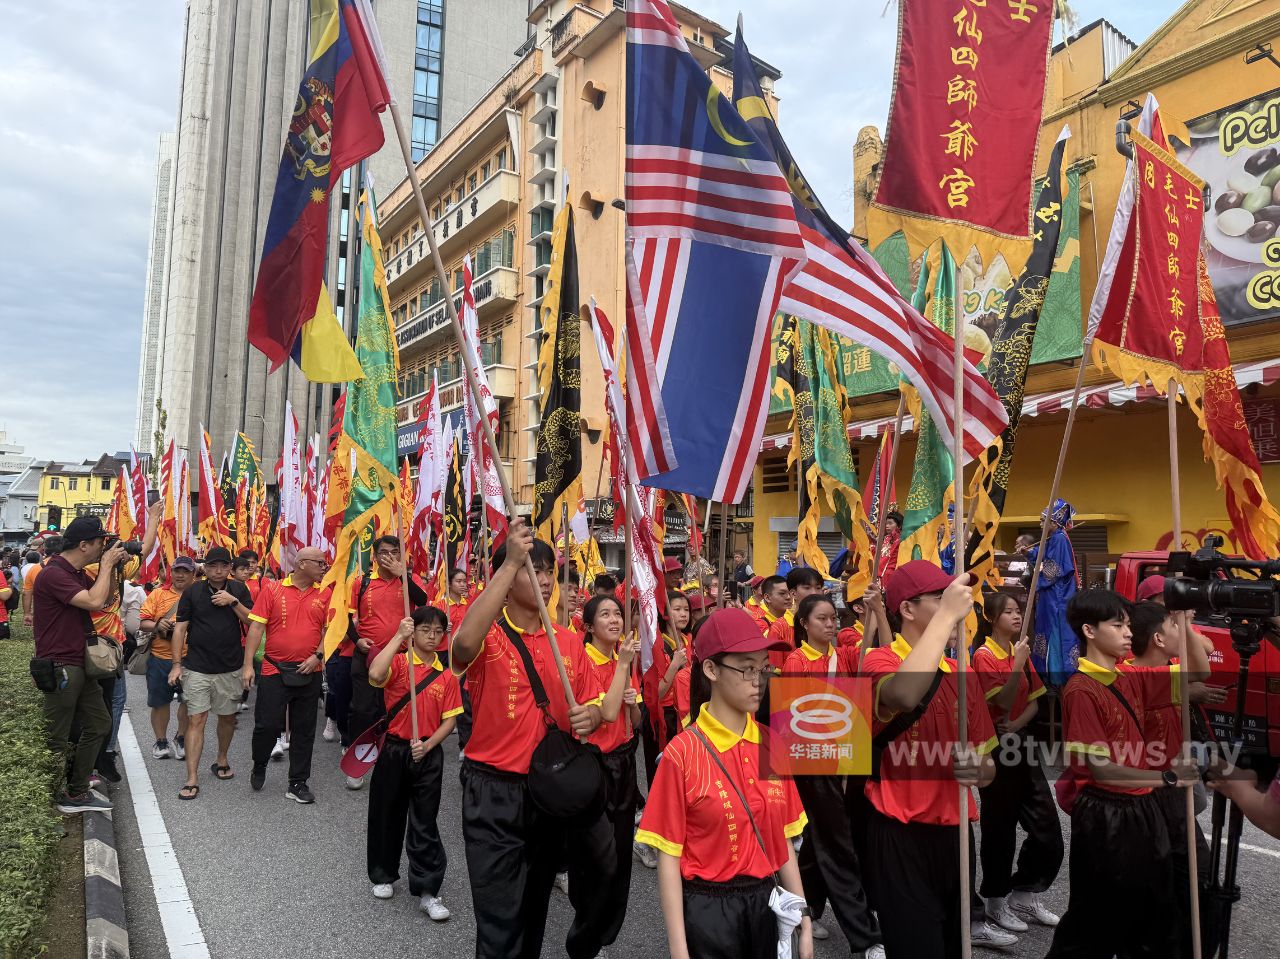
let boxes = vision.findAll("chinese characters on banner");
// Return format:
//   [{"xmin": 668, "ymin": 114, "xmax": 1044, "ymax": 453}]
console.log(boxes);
[
  {"xmin": 1245, "ymin": 397, "xmax": 1280, "ymax": 464},
  {"xmin": 868, "ymin": 0, "xmax": 1054, "ymax": 270},
  {"xmin": 1091, "ymin": 132, "xmax": 1207, "ymax": 374}
]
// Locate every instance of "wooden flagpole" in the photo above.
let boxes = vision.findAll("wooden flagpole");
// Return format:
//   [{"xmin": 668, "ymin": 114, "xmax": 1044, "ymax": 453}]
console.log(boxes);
[
  {"xmin": 387, "ymin": 104, "xmax": 577, "ymax": 706},
  {"xmin": 856, "ymin": 392, "xmax": 907, "ymax": 676},
  {"xmin": 561, "ymin": 499, "xmax": 571, "ymax": 627},
  {"xmin": 950, "ymin": 274, "xmax": 972, "ymax": 959},
  {"xmin": 390, "ymin": 468, "xmax": 419, "ymax": 743},
  {"xmin": 717, "ymin": 502, "xmax": 730, "ymax": 609},
  {"xmin": 1168, "ymin": 378, "xmax": 1204, "ymax": 959}
]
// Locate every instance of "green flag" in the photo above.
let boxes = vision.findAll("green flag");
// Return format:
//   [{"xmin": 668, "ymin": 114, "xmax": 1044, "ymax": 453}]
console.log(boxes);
[{"xmin": 321, "ymin": 186, "xmax": 400, "ymax": 659}]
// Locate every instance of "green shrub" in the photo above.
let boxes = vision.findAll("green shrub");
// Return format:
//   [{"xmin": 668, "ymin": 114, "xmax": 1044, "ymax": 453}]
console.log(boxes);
[{"xmin": 0, "ymin": 625, "xmax": 62, "ymax": 959}]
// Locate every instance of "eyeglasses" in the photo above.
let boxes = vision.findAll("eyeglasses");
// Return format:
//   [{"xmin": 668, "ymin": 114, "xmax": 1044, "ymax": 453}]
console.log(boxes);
[
  {"xmin": 715, "ymin": 662, "xmax": 779, "ymax": 685},
  {"xmin": 298, "ymin": 558, "xmax": 329, "ymax": 568},
  {"xmin": 415, "ymin": 625, "xmax": 445, "ymax": 635}
]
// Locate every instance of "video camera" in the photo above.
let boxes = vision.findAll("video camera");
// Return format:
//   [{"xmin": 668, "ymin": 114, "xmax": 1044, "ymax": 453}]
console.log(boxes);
[
  {"xmin": 106, "ymin": 537, "xmax": 145, "ymax": 557},
  {"xmin": 1164, "ymin": 537, "xmax": 1280, "ymax": 619}
]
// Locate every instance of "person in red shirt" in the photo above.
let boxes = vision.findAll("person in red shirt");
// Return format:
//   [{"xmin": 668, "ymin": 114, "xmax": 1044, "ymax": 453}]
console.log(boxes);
[
  {"xmin": 750, "ymin": 574, "xmax": 790, "ymax": 635},
  {"xmin": 449, "ymin": 520, "xmax": 605, "ymax": 959},
  {"xmin": 766, "ymin": 567, "xmax": 826, "ymax": 666},
  {"xmin": 1046, "ymin": 590, "xmax": 1200, "ymax": 959},
  {"xmin": 782, "ymin": 593, "xmax": 879, "ymax": 954},
  {"xmin": 342, "ymin": 535, "xmax": 430, "ymax": 788},
  {"xmin": 877, "ymin": 511, "xmax": 902, "ymax": 581},
  {"xmin": 972, "ymin": 591, "xmax": 1062, "ymax": 933},
  {"xmin": 443, "ymin": 567, "xmax": 472, "ymax": 654},
  {"xmin": 635, "ymin": 607, "xmax": 812, "ymax": 959},
  {"xmin": 862, "ymin": 561, "xmax": 1000, "ymax": 957},
  {"xmin": 365, "ymin": 607, "xmax": 463, "ymax": 920},
  {"xmin": 242, "ymin": 548, "xmax": 332, "ymax": 802},
  {"xmin": 570, "ymin": 595, "xmax": 644, "ymax": 958}
]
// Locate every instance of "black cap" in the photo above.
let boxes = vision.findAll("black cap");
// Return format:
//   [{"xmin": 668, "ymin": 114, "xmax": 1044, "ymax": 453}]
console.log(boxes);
[
  {"xmin": 204, "ymin": 546, "xmax": 233, "ymax": 565},
  {"xmin": 63, "ymin": 516, "xmax": 114, "ymax": 547}
]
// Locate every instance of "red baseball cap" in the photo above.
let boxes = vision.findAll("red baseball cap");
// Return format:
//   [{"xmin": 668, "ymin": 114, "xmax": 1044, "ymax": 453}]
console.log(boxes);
[
  {"xmin": 693, "ymin": 608, "xmax": 790, "ymax": 662},
  {"xmin": 1136, "ymin": 575, "xmax": 1166, "ymax": 603},
  {"xmin": 686, "ymin": 593, "xmax": 711, "ymax": 613},
  {"xmin": 885, "ymin": 560, "xmax": 955, "ymax": 613},
  {"xmin": 663, "ymin": 557, "xmax": 683, "ymax": 573},
  {"xmin": 749, "ymin": 574, "xmax": 765, "ymax": 587}
]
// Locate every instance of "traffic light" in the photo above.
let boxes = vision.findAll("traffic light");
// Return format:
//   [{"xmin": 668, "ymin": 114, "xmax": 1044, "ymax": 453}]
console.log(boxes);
[{"xmin": 47, "ymin": 506, "xmax": 62, "ymax": 530}]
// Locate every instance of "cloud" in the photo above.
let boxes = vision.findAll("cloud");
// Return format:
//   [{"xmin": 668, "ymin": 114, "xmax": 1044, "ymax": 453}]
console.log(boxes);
[{"xmin": 0, "ymin": 0, "xmax": 185, "ymax": 461}]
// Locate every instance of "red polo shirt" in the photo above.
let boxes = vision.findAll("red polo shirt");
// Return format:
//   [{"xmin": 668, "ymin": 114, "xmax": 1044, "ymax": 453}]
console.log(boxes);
[
  {"xmin": 862, "ymin": 636, "xmax": 998, "ymax": 825},
  {"xmin": 972, "ymin": 639, "xmax": 1046, "ymax": 725},
  {"xmin": 443, "ymin": 596, "xmax": 470, "ymax": 653},
  {"xmin": 584, "ymin": 642, "xmax": 643, "ymax": 753},
  {"xmin": 635, "ymin": 710, "xmax": 808, "ymax": 881},
  {"xmin": 782, "ymin": 640, "xmax": 857, "ymax": 678},
  {"xmin": 348, "ymin": 568, "xmax": 427, "ymax": 657},
  {"xmin": 1133, "ymin": 664, "xmax": 1184, "ymax": 772},
  {"xmin": 763, "ymin": 609, "xmax": 793, "ymax": 670},
  {"xmin": 674, "ymin": 666, "xmax": 691, "ymax": 727},
  {"xmin": 248, "ymin": 576, "xmax": 332, "ymax": 676},
  {"xmin": 459, "ymin": 611, "xmax": 605, "ymax": 774},
  {"xmin": 837, "ymin": 623, "xmax": 864, "ymax": 648},
  {"xmin": 374, "ymin": 651, "xmax": 463, "ymax": 741}
]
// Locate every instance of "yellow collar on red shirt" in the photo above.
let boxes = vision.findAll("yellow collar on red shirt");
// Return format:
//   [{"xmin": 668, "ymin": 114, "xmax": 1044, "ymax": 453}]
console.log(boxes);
[
  {"xmin": 1077, "ymin": 657, "xmax": 1117, "ymax": 686},
  {"xmin": 279, "ymin": 575, "xmax": 317, "ymax": 592},
  {"xmin": 584, "ymin": 642, "xmax": 617, "ymax": 666},
  {"xmin": 409, "ymin": 650, "xmax": 442, "ymax": 670},
  {"xmin": 762, "ymin": 607, "xmax": 792, "ymax": 627},
  {"xmin": 798, "ymin": 642, "xmax": 829, "ymax": 662},
  {"xmin": 696, "ymin": 708, "xmax": 760, "ymax": 752},
  {"xmin": 982, "ymin": 638, "xmax": 1011, "ymax": 660},
  {"xmin": 889, "ymin": 634, "xmax": 953, "ymax": 673}
]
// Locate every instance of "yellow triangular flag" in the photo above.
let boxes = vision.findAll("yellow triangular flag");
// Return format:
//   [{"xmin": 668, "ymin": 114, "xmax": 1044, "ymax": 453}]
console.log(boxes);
[{"xmin": 301, "ymin": 282, "xmax": 364, "ymax": 383}]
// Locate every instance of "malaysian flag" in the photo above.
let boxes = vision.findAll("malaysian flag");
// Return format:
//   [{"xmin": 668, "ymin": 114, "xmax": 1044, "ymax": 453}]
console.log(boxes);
[
  {"xmin": 732, "ymin": 26, "xmax": 1007, "ymax": 464},
  {"xmin": 625, "ymin": 0, "xmax": 805, "ymax": 503}
]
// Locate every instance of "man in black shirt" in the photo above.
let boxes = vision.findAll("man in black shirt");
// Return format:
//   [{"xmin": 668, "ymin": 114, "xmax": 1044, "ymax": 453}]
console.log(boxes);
[{"xmin": 170, "ymin": 546, "xmax": 253, "ymax": 799}]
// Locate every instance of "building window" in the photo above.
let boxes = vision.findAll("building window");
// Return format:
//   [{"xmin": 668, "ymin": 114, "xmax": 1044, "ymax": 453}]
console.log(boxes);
[
  {"xmin": 482, "ymin": 161, "xmax": 491, "ymax": 181},
  {"xmin": 496, "ymin": 148, "xmax": 507, "ymax": 170},
  {"xmin": 69, "ymin": 478, "xmax": 78, "ymax": 491},
  {"xmin": 412, "ymin": 2, "xmax": 445, "ymax": 161},
  {"xmin": 101, "ymin": 478, "xmax": 111, "ymax": 491},
  {"xmin": 50, "ymin": 477, "xmax": 60, "ymax": 490},
  {"xmin": 468, "ymin": 173, "xmax": 477, "ymax": 194}
]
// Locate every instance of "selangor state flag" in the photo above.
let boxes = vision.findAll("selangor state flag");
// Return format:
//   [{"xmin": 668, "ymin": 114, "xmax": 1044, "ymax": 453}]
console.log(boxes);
[{"xmin": 248, "ymin": 0, "xmax": 390, "ymax": 373}]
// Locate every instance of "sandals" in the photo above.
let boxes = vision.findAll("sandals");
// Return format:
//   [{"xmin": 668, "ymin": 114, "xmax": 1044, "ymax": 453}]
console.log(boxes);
[
  {"xmin": 178, "ymin": 784, "xmax": 200, "ymax": 800},
  {"xmin": 210, "ymin": 763, "xmax": 234, "ymax": 781}
]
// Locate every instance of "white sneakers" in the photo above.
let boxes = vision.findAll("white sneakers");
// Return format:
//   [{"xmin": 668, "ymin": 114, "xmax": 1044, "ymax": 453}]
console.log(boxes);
[
  {"xmin": 322, "ymin": 718, "xmax": 339, "ymax": 742},
  {"xmin": 372, "ymin": 884, "xmax": 394, "ymax": 900},
  {"xmin": 420, "ymin": 895, "xmax": 450, "ymax": 921},
  {"xmin": 970, "ymin": 919, "xmax": 1019, "ymax": 948},
  {"xmin": 152, "ymin": 740, "xmax": 171, "ymax": 759},
  {"xmin": 345, "ymin": 774, "xmax": 365, "ymax": 791},
  {"xmin": 554, "ymin": 872, "xmax": 569, "ymax": 894},
  {"xmin": 632, "ymin": 840, "xmax": 658, "ymax": 869},
  {"xmin": 271, "ymin": 735, "xmax": 286, "ymax": 760},
  {"xmin": 985, "ymin": 896, "xmax": 1029, "ymax": 933},
  {"xmin": 1008, "ymin": 890, "xmax": 1061, "ymax": 927},
  {"xmin": 863, "ymin": 946, "xmax": 887, "ymax": 959}
]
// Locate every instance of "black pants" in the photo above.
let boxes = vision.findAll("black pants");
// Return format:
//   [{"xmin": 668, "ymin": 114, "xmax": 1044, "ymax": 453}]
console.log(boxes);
[
  {"xmin": 682, "ymin": 875, "xmax": 776, "ymax": 959},
  {"xmin": 367, "ymin": 736, "xmax": 446, "ymax": 896},
  {"xmin": 348, "ymin": 650, "xmax": 385, "ymax": 744},
  {"xmin": 640, "ymin": 701, "xmax": 661, "ymax": 791},
  {"xmin": 1153, "ymin": 785, "xmax": 1219, "ymax": 958},
  {"xmin": 1046, "ymin": 787, "xmax": 1176, "ymax": 959},
  {"xmin": 865, "ymin": 808, "xmax": 967, "ymax": 959},
  {"xmin": 977, "ymin": 744, "xmax": 1064, "ymax": 898},
  {"xmin": 566, "ymin": 741, "xmax": 638, "ymax": 957},
  {"xmin": 461, "ymin": 760, "xmax": 566, "ymax": 959},
  {"xmin": 795, "ymin": 775, "xmax": 880, "ymax": 950},
  {"xmin": 455, "ymin": 677, "xmax": 473, "ymax": 750},
  {"xmin": 325, "ymin": 654, "xmax": 354, "ymax": 747},
  {"xmin": 251, "ymin": 672, "xmax": 322, "ymax": 785},
  {"xmin": 95, "ymin": 676, "xmax": 116, "ymax": 771}
]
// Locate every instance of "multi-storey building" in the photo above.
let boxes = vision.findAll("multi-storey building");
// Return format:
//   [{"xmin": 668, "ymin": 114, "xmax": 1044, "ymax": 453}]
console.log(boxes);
[
  {"xmin": 36, "ymin": 456, "xmax": 128, "ymax": 532},
  {"xmin": 379, "ymin": 0, "xmax": 779, "ymax": 538},
  {"xmin": 135, "ymin": 0, "xmax": 527, "ymax": 469}
]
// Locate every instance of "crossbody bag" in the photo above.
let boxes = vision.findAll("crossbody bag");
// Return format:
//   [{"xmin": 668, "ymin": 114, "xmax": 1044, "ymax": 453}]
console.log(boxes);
[
  {"xmin": 1055, "ymin": 681, "xmax": 1145, "ymax": 815},
  {"xmin": 500, "ymin": 618, "xmax": 606, "ymax": 824},
  {"xmin": 340, "ymin": 666, "xmax": 443, "ymax": 777},
  {"xmin": 129, "ymin": 603, "xmax": 177, "ymax": 675}
]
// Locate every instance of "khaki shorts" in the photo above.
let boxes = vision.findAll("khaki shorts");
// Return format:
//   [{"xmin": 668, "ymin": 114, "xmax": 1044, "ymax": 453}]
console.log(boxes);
[{"xmin": 182, "ymin": 669, "xmax": 242, "ymax": 716}]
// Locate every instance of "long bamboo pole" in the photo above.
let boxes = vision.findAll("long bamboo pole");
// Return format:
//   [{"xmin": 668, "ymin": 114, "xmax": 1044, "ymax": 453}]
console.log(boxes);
[
  {"xmin": 390, "ymin": 468, "xmax": 418, "ymax": 742},
  {"xmin": 856, "ymin": 393, "xmax": 907, "ymax": 677},
  {"xmin": 1168, "ymin": 380, "xmax": 1203, "ymax": 959},
  {"xmin": 387, "ymin": 104, "xmax": 576, "ymax": 706}
]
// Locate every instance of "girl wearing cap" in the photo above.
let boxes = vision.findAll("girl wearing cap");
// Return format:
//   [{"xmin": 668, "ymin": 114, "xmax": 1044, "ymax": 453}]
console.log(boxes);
[
  {"xmin": 972, "ymin": 592, "xmax": 1063, "ymax": 933},
  {"xmin": 783, "ymin": 593, "xmax": 882, "ymax": 954},
  {"xmin": 568, "ymin": 595, "xmax": 644, "ymax": 958},
  {"xmin": 636, "ymin": 608, "xmax": 813, "ymax": 959}
]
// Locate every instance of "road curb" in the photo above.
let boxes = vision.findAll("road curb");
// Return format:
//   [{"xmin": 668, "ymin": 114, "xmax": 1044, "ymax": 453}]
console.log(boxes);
[{"xmin": 84, "ymin": 809, "xmax": 129, "ymax": 959}]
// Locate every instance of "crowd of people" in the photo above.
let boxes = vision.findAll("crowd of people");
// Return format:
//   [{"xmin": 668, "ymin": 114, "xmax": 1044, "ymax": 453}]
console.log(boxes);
[{"xmin": 8, "ymin": 514, "xmax": 1280, "ymax": 959}]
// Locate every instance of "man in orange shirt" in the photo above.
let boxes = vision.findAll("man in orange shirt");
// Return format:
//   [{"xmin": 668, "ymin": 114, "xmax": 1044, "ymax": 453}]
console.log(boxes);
[
  {"xmin": 242, "ymin": 547, "xmax": 332, "ymax": 803},
  {"xmin": 450, "ymin": 520, "xmax": 605, "ymax": 959},
  {"xmin": 139, "ymin": 557, "xmax": 198, "ymax": 759}
]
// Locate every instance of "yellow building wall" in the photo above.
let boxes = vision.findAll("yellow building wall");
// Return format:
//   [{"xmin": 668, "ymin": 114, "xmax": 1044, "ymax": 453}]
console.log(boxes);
[{"xmin": 38, "ymin": 473, "xmax": 116, "ymax": 528}]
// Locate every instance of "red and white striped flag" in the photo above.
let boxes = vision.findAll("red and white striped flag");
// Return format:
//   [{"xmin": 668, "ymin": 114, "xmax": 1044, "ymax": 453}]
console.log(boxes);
[{"xmin": 460, "ymin": 256, "xmax": 508, "ymax": 545}]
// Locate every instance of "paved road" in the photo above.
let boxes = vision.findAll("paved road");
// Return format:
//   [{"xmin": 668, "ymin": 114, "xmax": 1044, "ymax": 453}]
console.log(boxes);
[{"xmin": 108, "ymin": 671, "xmax": 1280, "ymax": 958}]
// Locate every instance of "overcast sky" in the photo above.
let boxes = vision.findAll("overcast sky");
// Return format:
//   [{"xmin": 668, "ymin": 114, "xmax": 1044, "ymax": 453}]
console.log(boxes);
[{"xmin": 0, "ymin": 0, "xmax": 1172, "ymax": 462}]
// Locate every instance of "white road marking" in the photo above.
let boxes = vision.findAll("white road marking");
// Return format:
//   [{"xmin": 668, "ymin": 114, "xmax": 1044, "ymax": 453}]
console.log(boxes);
[
  {"xmin": 118, "ymin": 719, "xmax": 211, "ymax": 958},
  {"xmin": 1240, "ymin": 841, "xmax": 1280, "ymax": 860}
]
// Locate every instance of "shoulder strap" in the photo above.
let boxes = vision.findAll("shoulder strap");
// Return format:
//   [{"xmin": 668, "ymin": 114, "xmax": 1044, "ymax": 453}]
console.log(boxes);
[
  {"xmin": 385, "ymin": 666, "xmax": 443, "ymax": 728},
  {"xmin": 870, "ymin": 666, "xmax": 946, "ymax": 781},
  {"xmin": 499, "ymin": 617, "xmax": 551, "ymax": 713},
  {"xmin": 692, "ymin": 726, "xmax": 778, "ymax": 882},
  {"xmin": 345, "ymin": 573, "xmax": 371, "ymax": 644},
  {"xmin": 1104, "ymin": 682, "xmax": 1143, "ymax": 738}
]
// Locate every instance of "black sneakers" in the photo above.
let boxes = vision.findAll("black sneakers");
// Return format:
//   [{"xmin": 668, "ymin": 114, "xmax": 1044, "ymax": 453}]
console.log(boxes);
[
  {"xmin": 286, "ymin": 782, "xmax": 315, "ymax": 804},
  {"xmin": 95, "ymin": 751, "xmax": 122, "ymax": 784},
  {"xmin": 56, "ymin": 791, "xmax": 113, "ymax": 814},
  {"xmin": 250, "ymin": 766, "xmax": 266, "ymax": 792}
]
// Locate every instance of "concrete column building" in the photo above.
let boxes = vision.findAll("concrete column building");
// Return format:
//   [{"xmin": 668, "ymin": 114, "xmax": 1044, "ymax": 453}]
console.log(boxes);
[{"xmin": 136, "ymin": 0, "xmax": 528, "ymax": 470}]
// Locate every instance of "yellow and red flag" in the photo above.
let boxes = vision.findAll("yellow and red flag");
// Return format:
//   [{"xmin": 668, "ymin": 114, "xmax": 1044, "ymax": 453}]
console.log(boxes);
[
  {"xmin": 197, "ymin": 429, "xmax": 232, "ymax": 551},
  {"xmin": 1090, "ymin": 110, "xmax": 1280, "ymax": 558}
]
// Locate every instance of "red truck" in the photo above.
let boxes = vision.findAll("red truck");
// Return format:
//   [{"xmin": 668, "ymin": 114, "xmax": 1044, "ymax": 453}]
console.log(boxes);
[{"xmin": 1113, "ymin": 550, "xmax": 1280, "ymax": 765}]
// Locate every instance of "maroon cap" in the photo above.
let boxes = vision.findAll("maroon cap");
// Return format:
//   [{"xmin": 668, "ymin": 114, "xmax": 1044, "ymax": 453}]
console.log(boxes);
[
  {"xmin": 885, "ymin": 560, "xmax": 954, "ymax": 613},
  {"xmin": 693, "ymin": 608, "xmax": 790, "ymax": 662},
  {"xmin": 686, "ymin": 593, "xmax": 711, "ymax": 613},
  {"xmin": 749, "ymin": 574, "xmax": 765, "ymax": 587},
  {"xmin": 1136, "ymin": 575, "xmax": 1166, "ymax": 603},
  {"xmin": 663, "ymin": 556, "xmax": 683, "ymax": 573}
]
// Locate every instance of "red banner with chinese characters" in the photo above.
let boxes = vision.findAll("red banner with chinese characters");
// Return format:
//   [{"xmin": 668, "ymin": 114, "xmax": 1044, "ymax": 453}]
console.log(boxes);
[
  {"xmin": 1091, "ymin": 131, "xmax": 1208, "ymax": 375},
  {"xmin": 868, "ymin": 0, "xmax": 1054, "ymax": 270}
]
